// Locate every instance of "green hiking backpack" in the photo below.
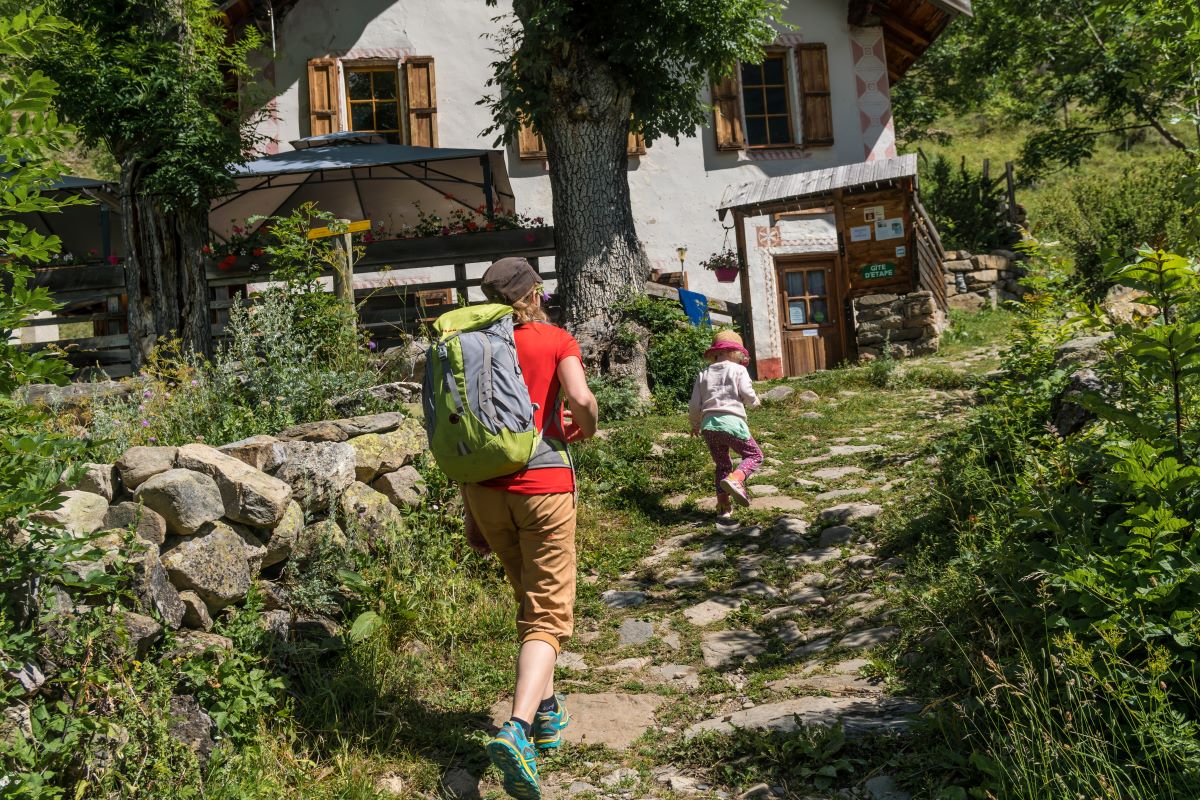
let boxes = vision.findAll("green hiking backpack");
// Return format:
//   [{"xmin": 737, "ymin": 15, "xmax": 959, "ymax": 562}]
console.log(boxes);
[{"xmin": 422, "ymin": 303, "xmax": 541, "ymax": 483}]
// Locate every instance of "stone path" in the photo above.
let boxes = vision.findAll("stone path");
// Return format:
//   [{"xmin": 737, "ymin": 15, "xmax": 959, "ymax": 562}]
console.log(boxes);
[{"xmin": 430, "ymin": 348, "xmax": 1000, "ymax": 800}]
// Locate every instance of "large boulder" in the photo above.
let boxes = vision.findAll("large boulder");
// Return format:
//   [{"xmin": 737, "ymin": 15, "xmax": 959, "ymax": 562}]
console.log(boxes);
[
  {"xmin": 272, "ymin": 441, "xmax": 356, "ymax": 514},
  {"xmin": 176, "ymin": 443, "xmax": 292, "ymax": 527},
  {"xmin": 348, "ymin": 419, "xmax": 427, "ymax": 482},
  {"xmin": 178, "ymin": 591, "xmax": 213, "ymax": 631},
  {"xmin": 372, "ymin": 466, "xmax": 426, "ymax": 508},
  {"xmin": 229, "ymin": 524, "xmax": 268, "ymax": 575},
  {"xmin": 1052, "ymin": 368, "xmax": 1107, "ymax": 437},
  {"xmin": 117, "ymin": 611, "xmax": 163, "ymax": 660},
  {"xmin": 30, "ymin": 490, "xmax": 108, "ymax": 535},
  {"xmin": 115, "ymin": 446, "xmax": 178, "ymax": 490},
  {"xmin": 130, "ymin": 552, "xmax": 186, "ymax": 630},
  {"xmin": 379, "ymin": 338, "xmax": 428, "ymax": 381},
  {"xmin": 1054, "ymin": 333, "xmax": 1114, "ymax": 369},
  {"xmin": 338, "ymin": 481, "xmax": 404, "ymax": 540},
  {"xmin": 160, "ymin": 522, "xmax": 254, "ymax": 612},
  {"xmin": 296, "ymin": 518, "xmax": 348, "ymax": 556},
  {"xmin": 332, "ymin": 411, "xmax": 408, "ymax": 438},
  {"xmin": 103, "ymin": 502, "xmax": 168, "ymax": 546},
  {"xmin": 259, "ymin": 501, "xmax": 304, "ymax": 568},
  {"xmin": 61, "ymin": 463, "xmax": 119, "ymax": 502},
  {"xmin": 218, "ymin": 435, "xmax": 287, "ymax": 473},
  {"xmin": 135, "ymin": 469, "xmax": 224, "ymax": 536},
  {"xmin": 275, "ymin": 420, "xmax": 350, "ymax": 443}
]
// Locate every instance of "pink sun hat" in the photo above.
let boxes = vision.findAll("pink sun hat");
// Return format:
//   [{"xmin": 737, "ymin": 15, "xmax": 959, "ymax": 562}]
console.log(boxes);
[{"xmin": 704, "ymin": 329, "xmax": 749, "ymax": 360}]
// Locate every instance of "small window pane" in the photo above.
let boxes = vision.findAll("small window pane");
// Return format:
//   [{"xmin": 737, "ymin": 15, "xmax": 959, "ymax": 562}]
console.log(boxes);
[
  {"xmin": 763, "ymin": 56, "xmax": 786, "ymax": 85},
  {"xmin": 741, "ymin": 62, "xmax": 763, "ymax": 86},
  {"xmin": 373, "ymin": 70, "xmax": 397, "ymax": 99},
  {"xmin": 788, "ymin": 300, "xmax": 807, "ymax": 325},
  {"xmin": 375, "ymin": 101, "xmax": 399, "ymax": 131},
  {"xmin": 347, "ymin": 71, "xmax": 373, "ymax": 100},
  {"xmin": 786, "ymin": 272, "xmax": 806, "ymax": 296},
  {"xmin": 765, "ymin": 87, "xmax": 788, "ymax": 114},
  {"xmin": 810, "ymin": 299, "xmax": 829, "ymax": 324},
  {"xmin": 742, "ymin": 88, "xmax": 765, "ymax": 116},
  {"xmin": 768, "ymin": 116, "xmax": 791, "ymax": 144},
  {"xmin": 350, "ymin": 104, "xmax": 374, "ymax": 131},
  {"xmin": 745, "ymin": 117, "xmax": 768, "ymax": 146},
  {"xmin": 807, "ymin": 270, "xmax": 826, "ymax": 297}
]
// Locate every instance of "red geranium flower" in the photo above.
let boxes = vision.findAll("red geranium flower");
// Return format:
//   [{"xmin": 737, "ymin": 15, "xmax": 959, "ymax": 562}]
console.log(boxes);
[
  {"xmin": 218, "ymin": 254, "xmax": 237, "ymax": 271},
  {"xmin": 252, "ymin": 247, "xmax": 264, "ymax": 257},
  {"xmin": 107, "ymin": 255, "xmax": 120, "ymax": 265},
  {"xmin": 466, "ymin": 221, "xmax": 478, "ymax": 232},
  {"xmin": 440, "ymin": 226, "xmax": 451, "ymax": 236},
  {"xmin": 202, "ymin": 245, "xmax": 213, "ymax": 255}
]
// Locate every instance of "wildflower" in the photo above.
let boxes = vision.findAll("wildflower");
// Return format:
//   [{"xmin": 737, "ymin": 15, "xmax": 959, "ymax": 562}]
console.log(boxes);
[
  {"xmin": 148, "ymin": 436, "xmax": 157, "ymax": 442},
  {"xmin": 367, "ymin": 341, "xmax": 377, "ymax": 350},
  {"xmin": 140, "ymin": 419, "xmax": 150, "ymax": 427},
  {"xmin": 190, "ymin": 379, "xmax": 199, "ymax": 387},
  {"xmin": 143, "ymin": 388, "xmax": 153, "ymax": 398}
]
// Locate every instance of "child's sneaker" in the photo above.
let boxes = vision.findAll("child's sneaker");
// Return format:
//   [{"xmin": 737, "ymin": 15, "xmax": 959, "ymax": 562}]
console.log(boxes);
[
  {"xmin": 531, "ymin": 693, "xmax": 570, "ymax": 749},
  {"xmin": 719, "ymin": 476, "xmax": 750, "ymax": 507},
  {"xmin": 487, "ymin": 720, "xmax": 541, "ymax": 799}
]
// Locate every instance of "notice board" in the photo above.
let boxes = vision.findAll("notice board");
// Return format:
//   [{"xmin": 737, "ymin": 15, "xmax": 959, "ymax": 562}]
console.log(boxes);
[{"xmin": 840, "ymin": 186, "xmax": 914, "ymax": 296}]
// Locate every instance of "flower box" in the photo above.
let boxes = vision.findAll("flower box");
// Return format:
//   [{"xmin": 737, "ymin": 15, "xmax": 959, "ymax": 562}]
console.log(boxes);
[{"xmin": 714, "ymin": 267, "xmax": 740, "ymax": 283}]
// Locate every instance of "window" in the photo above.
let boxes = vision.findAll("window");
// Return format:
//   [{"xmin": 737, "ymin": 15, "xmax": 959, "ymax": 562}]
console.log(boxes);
[
  {"xmin": 740, "ymin": 54, "xmax": 793, "ymax": 147},
  {"xmin": 710, "ymin": 44, "xmax": 834, "ymax": 151},
  {"xmin": 345, "ymin": 67, "xmax": 402, "ymax": 143},
  {"xmin": 305, "ymin": 57, "xmax": 438, "ymax": 146},
  {"xmin": 783, "ymin": 267, "xmax": 832, "ymax": 327},
  {"xmin": 516, "ymin": 118, "xmax": 647, "ymax": 160}
]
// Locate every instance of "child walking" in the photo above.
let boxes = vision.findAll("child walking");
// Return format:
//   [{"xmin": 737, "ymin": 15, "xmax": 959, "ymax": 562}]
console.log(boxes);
[{"xmin": 689, "ymin": 330, "xmax": 762, "ymax": 515}]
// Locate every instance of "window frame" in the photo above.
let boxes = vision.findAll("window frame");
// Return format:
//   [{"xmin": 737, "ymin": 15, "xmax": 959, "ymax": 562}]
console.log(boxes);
[
  {"xmin": 340, "ymin": 59, "xmax": 406, "ymax": 144},
  {"xmin": 738, "ymin": 49, "xmax": 798, "ymax": 150}
]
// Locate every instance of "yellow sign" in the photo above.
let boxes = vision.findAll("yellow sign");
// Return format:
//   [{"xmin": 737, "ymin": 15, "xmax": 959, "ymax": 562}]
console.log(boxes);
[{"xmin": 306, "ymin": 219, "xmax": 371, "ymax": 240}]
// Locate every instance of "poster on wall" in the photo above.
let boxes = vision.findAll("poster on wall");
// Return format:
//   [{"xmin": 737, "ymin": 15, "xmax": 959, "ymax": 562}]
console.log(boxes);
[
  {"xmin": 850, "ymin": 225, "xmax": 872, "ymax": 242},
  {"xmin": 895, "ymin": 245, "xmax": 907, "ymax": 257},
  {"xmin": 863, "ymin": 205, "xmax": 885, "ymax": 222},
  {"xmin": 874, "ymin": 217, "xmax": 905, "ymax": 240}
]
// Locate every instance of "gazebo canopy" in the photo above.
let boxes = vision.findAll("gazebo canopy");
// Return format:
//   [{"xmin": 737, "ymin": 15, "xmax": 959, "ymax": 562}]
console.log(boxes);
[{"xmin": 209, "ymin": 139, "xmax": 516, "ymax": 241}]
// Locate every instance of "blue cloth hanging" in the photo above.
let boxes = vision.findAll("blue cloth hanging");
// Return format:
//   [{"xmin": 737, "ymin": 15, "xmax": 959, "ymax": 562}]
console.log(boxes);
[{"xmin": 678, "ymin": 288, "xmax": 711, "ymax": 327}]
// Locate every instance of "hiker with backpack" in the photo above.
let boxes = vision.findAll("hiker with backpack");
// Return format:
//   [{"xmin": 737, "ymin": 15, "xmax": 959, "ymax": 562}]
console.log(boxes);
[{"xmin": 423, "ymin": 256, "xmax": 597, "ymax": 800}]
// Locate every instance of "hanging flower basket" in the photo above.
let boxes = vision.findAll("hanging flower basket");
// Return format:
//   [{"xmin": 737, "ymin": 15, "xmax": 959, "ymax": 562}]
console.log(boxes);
[{"xmin": 701, "ymin": 249, "xmax": 742, "ymax": 283}]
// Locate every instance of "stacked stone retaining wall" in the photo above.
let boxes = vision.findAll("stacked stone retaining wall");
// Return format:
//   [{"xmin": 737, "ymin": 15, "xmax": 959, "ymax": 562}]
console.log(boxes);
[
  {"xmin": 942, "ymin": 249, "xmax": 1027, "ymax": 311},
  {"xmin": 852, "ymin": 290, "xmax": 945, "ymax": 361}
]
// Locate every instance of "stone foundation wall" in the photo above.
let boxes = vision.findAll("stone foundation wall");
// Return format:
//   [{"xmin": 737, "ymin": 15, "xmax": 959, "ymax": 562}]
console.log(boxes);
[
  {"xmin": 942, "ymin": 249, "xmax": 1027, "ymax": 311},
  {"xmin": 852, "ymin": 290, "xmax": 945, "ymax": 360}
]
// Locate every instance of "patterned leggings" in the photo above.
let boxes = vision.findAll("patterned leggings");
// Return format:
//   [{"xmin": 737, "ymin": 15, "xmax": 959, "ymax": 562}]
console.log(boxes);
[{"xmin": 701, "ymin": 429, "xmax": 763, "ymax": 499}]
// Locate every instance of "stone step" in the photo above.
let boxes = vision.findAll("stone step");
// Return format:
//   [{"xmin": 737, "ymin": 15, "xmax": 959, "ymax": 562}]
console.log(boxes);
[{"xmin": 684, "ymin": 695, "xmax": 920, "ymax": 739}]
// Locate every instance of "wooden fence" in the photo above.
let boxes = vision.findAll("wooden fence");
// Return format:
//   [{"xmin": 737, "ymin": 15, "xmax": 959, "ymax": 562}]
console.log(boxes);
[
  {"xmin": 911, "ymin": 195, "xmax": 948, "ymax": 311},
  {"xmin": 23, "ymin": 227, "xmax": 556, "ymax": 378}
]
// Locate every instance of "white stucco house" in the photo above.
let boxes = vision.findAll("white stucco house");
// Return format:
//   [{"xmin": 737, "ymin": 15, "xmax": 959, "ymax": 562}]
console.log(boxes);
[{"xmin": 216, "ymin": 0, "xmax": 968, "ymax": 376}]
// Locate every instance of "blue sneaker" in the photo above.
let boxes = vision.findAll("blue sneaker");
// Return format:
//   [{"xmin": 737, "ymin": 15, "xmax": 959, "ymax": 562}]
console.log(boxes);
[
  {"xmin": 532, "ymin": 693, "xmax": 570, "ymax": 750},
  {"xmin": 486, "ymin": 720, "xmax": 541, "ymax": 799}
]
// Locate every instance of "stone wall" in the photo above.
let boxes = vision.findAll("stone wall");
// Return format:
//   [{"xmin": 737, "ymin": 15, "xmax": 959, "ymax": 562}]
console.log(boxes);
[
  {"xmin": 852, "ymin": 290, "xmax": 945, "ymax": 360},
  {"xmin": 942, "ymin": 249, "xmax": 1027, "ymax": 311},
  {"xmin": 33, "ymin": 411, "xmax": 429, "ymax": 647}
]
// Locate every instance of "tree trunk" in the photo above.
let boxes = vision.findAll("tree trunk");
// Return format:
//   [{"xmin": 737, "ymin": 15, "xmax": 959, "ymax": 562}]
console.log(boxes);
[
  {"xmin": 120, "ymin": 158, "xmax": 212, "ymax": 368},
  {"xmin": 541, "ymin": 57, "xmax": 651, "ymax": 332}
]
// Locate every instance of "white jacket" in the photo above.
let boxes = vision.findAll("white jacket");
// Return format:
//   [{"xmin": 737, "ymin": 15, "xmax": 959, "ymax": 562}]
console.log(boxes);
[{"xmin": 688, "ymin": 361, "xmax": 760, "ymax": 430}]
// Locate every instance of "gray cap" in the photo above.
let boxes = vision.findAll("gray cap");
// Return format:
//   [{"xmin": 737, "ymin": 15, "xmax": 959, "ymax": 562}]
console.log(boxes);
[{"xmin": 481, "ymin": 257, "xmax": 540, "ymax": 304}]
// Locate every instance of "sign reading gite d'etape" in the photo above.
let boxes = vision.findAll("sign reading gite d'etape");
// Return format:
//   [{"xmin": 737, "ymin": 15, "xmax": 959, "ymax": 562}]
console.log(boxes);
[{"xmin": 860, "ymin": 261, "xmax": 897, "ymax": 280}]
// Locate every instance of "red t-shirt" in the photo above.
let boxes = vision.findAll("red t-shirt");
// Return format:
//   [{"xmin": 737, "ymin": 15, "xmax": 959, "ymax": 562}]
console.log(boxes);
[{"xmin": 481, "ymin": 321, "xmax": 582, "ymax": 495}]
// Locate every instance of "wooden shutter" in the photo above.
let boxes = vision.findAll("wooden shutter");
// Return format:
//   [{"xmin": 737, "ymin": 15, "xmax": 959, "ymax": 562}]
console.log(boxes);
[
  {"xmin": 307, "ymin": 58, "xmax": 340, "ymax": 137},
  {"xmin": 405, "ymin": 56, "xmax": 438, "ymax": 147},
  {"xmin": 517, "ymin": 118, "xmax": 546, "ymax": 160},
  {"xmin": 710, "ymin": 74, "xmax": 744, "ymax": 150},
  {"xmin": 796, "ymin": 44, "xmax": 833, "ymax": 146}
]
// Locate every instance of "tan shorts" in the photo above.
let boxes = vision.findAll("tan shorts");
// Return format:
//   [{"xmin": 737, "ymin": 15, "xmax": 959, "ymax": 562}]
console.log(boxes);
[{"xmin": 462, "ymin": 485, "xmax": 577, "ymax": 654}]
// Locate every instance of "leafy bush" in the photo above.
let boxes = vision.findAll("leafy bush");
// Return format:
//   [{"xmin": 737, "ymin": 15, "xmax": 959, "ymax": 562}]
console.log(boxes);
[
  {"xmin": 902, "ymin": 248, "xmax": 1200, "ymax": 797},
  {"xmin": 621, "ymin": 294, "xmax": 718, "ymax": 412},
  {"xmin": 588, "ymin": 375, "xmax": 648, "ymax": 421},
  {"xmin": 1036, "ymin": 156, "xmax": 1192, "ymax": 300},
  {"xmin": 920, "ymin": 154, "xmax": 1011, "ymax": 252}
]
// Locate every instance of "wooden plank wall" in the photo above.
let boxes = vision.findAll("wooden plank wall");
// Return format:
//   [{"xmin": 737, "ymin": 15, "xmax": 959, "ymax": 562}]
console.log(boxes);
[{"xmin": 911, "ymin": 195, "xmax": 948, "ymax": 311}]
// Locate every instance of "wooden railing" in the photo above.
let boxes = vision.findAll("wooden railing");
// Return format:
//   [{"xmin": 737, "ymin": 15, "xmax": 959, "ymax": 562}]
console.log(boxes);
[
  {"xmin": 643, "ymin": 281, "xmax": 745, "ymax": 329},
  {"xmin": 911, "ymin": 196, "xmax": 948, "ymax": 311},
  {"xmin": 22, "ymin": 227, "xmax": 557, "ymax": 379}
]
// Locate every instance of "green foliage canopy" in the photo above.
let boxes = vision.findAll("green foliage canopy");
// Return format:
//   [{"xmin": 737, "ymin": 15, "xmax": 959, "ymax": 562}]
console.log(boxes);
[
  {"xmin": 36, "ymin": 0, "xmax": 263, "ymax": 210},
  {"xmin": 898, "ymin": 0, "xmax": 1200, "ymax": 175},
  {"xmin": 483, "ymin": 0, "xmax": 784, "ymax": 144}
]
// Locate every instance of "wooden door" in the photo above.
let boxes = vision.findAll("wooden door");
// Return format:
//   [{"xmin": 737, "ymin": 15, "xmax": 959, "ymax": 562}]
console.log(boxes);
[{"xmin": 777, "ymin": 259, "xmax": 844, "ymax": 375}]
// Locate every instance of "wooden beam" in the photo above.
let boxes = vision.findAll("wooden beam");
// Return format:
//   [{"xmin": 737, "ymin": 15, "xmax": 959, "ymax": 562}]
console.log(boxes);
[{"xmin": 879, "ymin": 11, "xmax": 932, "ymax": 48}]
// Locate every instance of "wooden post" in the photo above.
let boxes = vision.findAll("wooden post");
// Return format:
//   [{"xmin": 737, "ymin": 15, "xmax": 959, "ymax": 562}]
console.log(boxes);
[
  {"xmin": 454, "ymin": 263, "xmax": 467, "ymax": 305},
  {"xmin": 332, "ymin": 219, "xmax": 355, "ymax": 306},
  {"xmin": 1005, "ymin": 161, "xmax": 1018, "ymax": 223}
]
